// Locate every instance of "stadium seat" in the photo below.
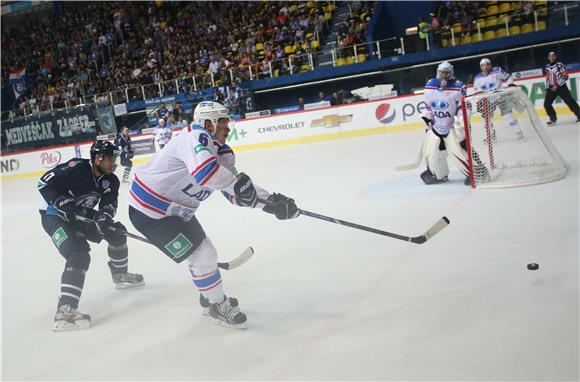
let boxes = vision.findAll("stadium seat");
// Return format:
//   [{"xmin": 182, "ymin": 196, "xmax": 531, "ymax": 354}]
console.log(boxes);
[
  {"xmin": 255, "ymin": 42, "xmax": 264, "ymax": 52},
  {"xmin": 521, "ymin": 23, "xmax": 534, "ymax": 33},
  {"xmin": 472, "ymin": 32, "xmax": 483, "ymax": 42},
  {"xmin": 300, "ymin": 64, "xmax": 311, "ymax": 72},
  {"xmin": 475, "ymin": 18, "xmax": 486, "ymax": 28},
  {"xmin": 357, "ymin": 54, "xmax": 367, "ymax": 63},
  {"xmin": 273, "ymin": 69, "xmax": 280, "ymax": 77},
  {"xmin": 345, "ymin": 56, "xmax": 355, "ymax": 65},
  {"xmin": 324, "ymin": 12, "xmax": 332, "ymax": 21},
  {"xmin": 327, "ymin": 3, "xmax": 335, "ymax": 12},
  {"xmin": 509, "ymin": 25, "xmax": 520, "ymax": 35},
  {"xmin": 510, "ymin": 2, "xmax": 520, "ymax": 11},
  {"xmin": 538, "ymin": 20, "xmax": 547, "ymax": 30},
  {"xmin": 499, "ymin": 3, "xmax": 510, "ymax": 14},
  {"xmin": 487, "ymin": 5, "xmax": 499, "ymax": 16},
  {"xmin": 460, "ymin": 34, "xmax": 472, "ymax": 44},
  {"xmin": 486, "ymin": 17, "xmax": 498, "ymax": 27},
  {"xmin": 452, "ymin": 23, "xmax": 461, "ymax": 33},
  {"xmin": 312, "ymin": 40, "xmax": 320, "ymax": 49},
  {"xmin": 290, "ymin": 4, "xmax": 298, "ymax": 13},
  {"xmin": 306, "ymin": 32, "xmax": 314, "ymax": 39},
  {"xmin": 306, "ymin": 1, "xmax": 314, "ymax": 9},
  {"xmin": 496, "ymin": 27, "xmax": 507, "ymax": 38},
  {"xmin": 336, "ymin": 57, "xmax": 346, "ymax": 66},
  {"xmin": 284, "ymin": 45, "xmax": 295, "ymax": 55},
  {"xmin": 441, "ymin": 38, "xmax": 449, "ymax": 47},
  {"xmin": 484, "ymin": 30, "xmax": 496, "ymax": 40}
]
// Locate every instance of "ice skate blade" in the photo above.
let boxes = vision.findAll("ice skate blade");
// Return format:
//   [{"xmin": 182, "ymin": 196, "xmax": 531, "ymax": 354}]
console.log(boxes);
[
  {"xmin": 211, "ymin": 317, "xmax": 248, "ymax": 330},
  {"xmin": 52, "ymin": 319, "xmax": 91, "ymax": 332},
  {"xmin": 114, "ymin": 281, "xmax": 145, "ymax": 290}
]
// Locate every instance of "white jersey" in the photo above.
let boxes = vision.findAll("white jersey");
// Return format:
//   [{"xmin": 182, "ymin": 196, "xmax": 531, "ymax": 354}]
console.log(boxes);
[
  {"xmin": 155, "ymin": 125, "xmax": 173, "ymax": 145},
  {"xmin": 129, "ymin": 124, "xmax": 270, "ymax": 220},
  {"xmin": 473, "ymin": 67, "xmax": 513, "ymax": 93},
  {"xmin": 422, "ymin": 78, "xmax": 465, "ymax": 136}
]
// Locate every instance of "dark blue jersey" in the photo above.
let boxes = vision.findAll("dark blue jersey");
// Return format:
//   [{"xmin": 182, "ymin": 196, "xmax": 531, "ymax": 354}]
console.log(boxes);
[{"xmin": 38, "ymin": 158, "xmax": 120, "ymax": 217}]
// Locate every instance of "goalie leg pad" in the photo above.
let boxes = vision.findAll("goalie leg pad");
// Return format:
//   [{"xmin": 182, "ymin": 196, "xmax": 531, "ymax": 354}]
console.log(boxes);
[
  {"xmin": 423, "ymin": 130, "xmax": 450, "ymax": 181},
  {"xmin": 443, "ymin": 129, "xmax": 471, "ymax": 177}
]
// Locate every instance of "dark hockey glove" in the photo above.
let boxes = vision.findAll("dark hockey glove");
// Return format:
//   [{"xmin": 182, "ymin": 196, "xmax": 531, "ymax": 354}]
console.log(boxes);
[
  {"xmin": 233, "ymin": 173, "xmax": 257, "ymax": 207},
  {"xmin": 507, "ymin": 84, "xmax": 517, "ymax": 87},
  {"xmin": 95, "ymin": 209, "xmax": 115, "ymax": 236},
  {"xmin": 125, "ymin": 150, "xmax": 135, "ymax": 159},
  {"xmin": 53, "ymin": 196, "xmax": 78, "ymax": 223},
  {"xmin": 262, "ymin": 193, "xmax": 300, "ymax": 220}
]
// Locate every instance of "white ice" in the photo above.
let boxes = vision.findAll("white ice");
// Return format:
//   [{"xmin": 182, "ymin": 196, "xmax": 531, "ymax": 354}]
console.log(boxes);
[{"xmin": 2, "ymin": 118, "xmax": 578, "ymax": 381}]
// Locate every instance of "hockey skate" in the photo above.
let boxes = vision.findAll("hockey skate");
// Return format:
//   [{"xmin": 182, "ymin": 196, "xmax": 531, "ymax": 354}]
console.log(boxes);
[
  {"xmin": 53, "ymin": 304, "xmax": 91, "ymax": 332},
  {"xmin": 208, "ymin": 296, "xmax": 247, "ymax": 329},
  {"xmin": 112, "ymin": 271, "xmax": 145, "ymax": 289},
  {"xmin": 199, "ymin": 294, "xmax": 238, "ymax": 316}
]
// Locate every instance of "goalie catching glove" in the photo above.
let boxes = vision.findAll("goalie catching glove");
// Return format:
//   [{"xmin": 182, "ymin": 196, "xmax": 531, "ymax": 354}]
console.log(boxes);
[{"xmin": 262, "ymin": 193, "xmax": 300, "ymax": 220}]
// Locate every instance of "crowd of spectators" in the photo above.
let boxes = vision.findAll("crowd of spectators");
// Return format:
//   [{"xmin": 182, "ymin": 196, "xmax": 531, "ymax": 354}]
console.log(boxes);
[
  {"xmin": 2, "ymin": 1, "xmax": 348, "ymax": 118},
  {"xmin": 334, "ymin": 1, "xmax": 375, "ymax": 60}
]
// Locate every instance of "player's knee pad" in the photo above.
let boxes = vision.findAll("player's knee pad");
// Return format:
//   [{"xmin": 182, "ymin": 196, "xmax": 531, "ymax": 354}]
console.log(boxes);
[
  {"xmin": 105, "ymin": 222, "xmax": 128, "ymax": 246},
  {"xmin": 185, "ymin": 237, "xmax": 218, "ymax": 275},
  {"xmin": 65, "ymin": 250, "xmax": 91, "ymax": 272}
]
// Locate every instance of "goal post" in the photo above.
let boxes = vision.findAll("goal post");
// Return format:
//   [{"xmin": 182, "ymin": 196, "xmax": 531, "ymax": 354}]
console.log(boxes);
[{"xmin": 461, "ymin": 87, "xmax": 567, "ymax": 188}]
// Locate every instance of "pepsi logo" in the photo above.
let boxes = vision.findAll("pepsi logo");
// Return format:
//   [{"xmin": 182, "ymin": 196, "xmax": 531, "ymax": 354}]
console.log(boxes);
[
  {"xmin": 429, "ymin": 100, "xmax": 449, "ymax": 110},
  {"xmin": 375, "ymin": 103, "xmax": 396, "ymax": 124}
]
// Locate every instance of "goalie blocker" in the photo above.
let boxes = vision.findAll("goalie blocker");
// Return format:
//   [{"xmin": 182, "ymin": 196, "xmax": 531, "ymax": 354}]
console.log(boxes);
[{"xmin": 462, "ymin": 87, "xmax": 567, "ymax": 188}]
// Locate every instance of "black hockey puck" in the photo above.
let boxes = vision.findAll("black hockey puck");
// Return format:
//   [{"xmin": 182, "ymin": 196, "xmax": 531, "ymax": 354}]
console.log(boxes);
[{"xmin": 527, "ymin": 263, "xmax": 539, "ymax": 271}]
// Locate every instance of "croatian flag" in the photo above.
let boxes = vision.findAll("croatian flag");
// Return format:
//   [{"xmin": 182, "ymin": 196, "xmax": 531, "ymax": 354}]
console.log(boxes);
[{"xmin": 9, "ymin": 68, "xmax": 27, "ymax": 100}]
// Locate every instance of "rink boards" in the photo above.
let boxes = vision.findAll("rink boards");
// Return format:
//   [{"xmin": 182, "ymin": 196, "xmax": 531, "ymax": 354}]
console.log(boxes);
[{"xmin": 1, "ymin": 71, "xmax": 578, "ymax": 181}]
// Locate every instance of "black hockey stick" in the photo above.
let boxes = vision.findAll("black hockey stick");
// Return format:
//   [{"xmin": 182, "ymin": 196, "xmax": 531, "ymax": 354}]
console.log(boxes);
[
  {"xmin": 258, "ymin": 198, "xmax": 450, "ymax": 244},
  {"xmin": 74, "ymin": 215, "xmax": 254, "ymax": 270}
]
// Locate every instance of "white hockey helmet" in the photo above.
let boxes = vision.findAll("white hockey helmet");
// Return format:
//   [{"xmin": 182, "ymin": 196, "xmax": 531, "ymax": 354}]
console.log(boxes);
[
  {"xmin": 193, "ymin": 101, "xmax": 230, "ymax": 128},
  {"xmin": 480, "ymin": 58, "xmax": 492, "ymax": 67},
  {"xmin": 436, "ymin": 61, "xmax": 454, "ymax": 79}
]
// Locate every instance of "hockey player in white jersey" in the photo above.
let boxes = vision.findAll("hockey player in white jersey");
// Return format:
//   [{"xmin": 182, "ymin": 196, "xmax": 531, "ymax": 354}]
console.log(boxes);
[
  {"xmin": 421, "ymin": 61, "xmax": 488, "ymax": 185},
  {"xmin": 128, "ymin": 101, "xmax": 299, "ymax": 329},
  {"xmin": 473, "ymin": 58, "xmax": 523, "ymax": 140},
  {"xmin": 154, "ymin": 118, "xmax": 172, "ymax": 149}
]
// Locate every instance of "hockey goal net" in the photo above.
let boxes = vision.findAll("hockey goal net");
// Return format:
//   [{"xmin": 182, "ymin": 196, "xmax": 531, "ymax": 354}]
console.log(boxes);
[{"xmin": 461, "ymin": 87, "xmax": 567, "ymax": 188}]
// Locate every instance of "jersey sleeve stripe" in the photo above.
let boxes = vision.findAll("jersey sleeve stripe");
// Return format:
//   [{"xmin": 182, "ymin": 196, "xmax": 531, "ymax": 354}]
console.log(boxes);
[
  {"xmin": 198, "ymin": 162, "xmax": 220, "ymax": 186},
  {"xmin": 134, "ymin": 175, "xmax": 171, "ymax": 202},
  {"xmin": 191, "ymin": 156, "xmax": 217, "ymax": 176}
]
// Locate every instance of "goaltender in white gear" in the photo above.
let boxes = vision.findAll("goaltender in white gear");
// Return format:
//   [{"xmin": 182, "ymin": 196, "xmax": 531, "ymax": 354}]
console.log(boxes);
[
  {"xmin": 420, "ymin": 61, "xmax": 486, "ymax": 185},
  {"xmin": 473, "ymin": 58, "xmax": 523, "ymax": 140},
  {"xmin": 128, "ymin": 101, "xmax": 299, "ymax": 329}
]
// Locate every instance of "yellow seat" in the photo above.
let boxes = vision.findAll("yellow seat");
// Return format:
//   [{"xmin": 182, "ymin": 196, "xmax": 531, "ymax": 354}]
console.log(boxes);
[
  {"xmin": 346, "ymin": 56, "xmax": 355, "ymax": 65},
  {"xmin": 306, "ymin": 1, "xmax": 314, "ymax": 9},
  {"xmin": 255, "ymin": 42, "xmax": 264, "ymax": 52},
  {"xmin": 336, "ymin": 57, "xmax": 346, "ymax": 66},
  {"xmin": 496, "ymin": 28, "xmax": 507, "ymax": 38},
  {"xmin": 473, "ymin": 32, "xmax": 483, "ymax": 42},
  {"xmin": 284, "ymin": 45, "xmax": 295, "ymax": 55},
  {"xmin": 460, "ymin": 34, "xmax": 472, "ymax": 44},
  {"xmin": 486, "ymin": 17, "xmax": 498, "ymax": 27},
  {"xmin": 499, "ymin": 3, "xmax": 510, "ymax": 14},
  {"xmin": 441, "ymin": 38, "xmax": 449, "ymax": 48},
  {"xmin": 509, "ymin": 25, "xmax": 520, "ymax": 35},
  {"xmin": 357, "ymin": 54, "xmax": 366, "ymax": 63},
  {"xmin": 273, "ymin": 69, "xmax": 279, "ymax": 77},
  {"xmin": 290, "ymin": 4, "xmax": 298, "ymax": 13},
  {"xmin": 484, "ymin": 30, "xmax": 496, "ymax": 40},
  {"xmin": 538, "ymin": 20, "xmax": 547, "ymax": 30},
  {"xmin": 324, "ymin": 12, "xmax": 332, "ymax": 21},
  {"xmin": 521, "ymin": 23, "xmax": 534, "ymax": 33},
  {"xmin": 487, "ymin": 5, "xmax": 499, "ymax": 16},
  {"xmin": 475, "ymin": 18, "xmax": 486, "ymax": 28},
  {"xmin": 312, "ymin": 40, "xmax": 320, "ymax": 49},
  {"xmin": 510, "ymin": 2, "xmax": 520, "ymax": 11},
  {"xmin": 536, "ymin": 7, "xmax": 548, "ymax": 17},
  {"xmin": 327, "ymin": 3, "xmax": 336, "ymax": 12},
  {"xmin": 300, "ymin": 64, "xmax": 310, "ymax": 72},
  {"xmin": 306, "ymin": 32, "xmax": 314, "ymax": 39},
  {"xmin": 452, "ymin": 23, "xmax": 461, "ymax": 33}
]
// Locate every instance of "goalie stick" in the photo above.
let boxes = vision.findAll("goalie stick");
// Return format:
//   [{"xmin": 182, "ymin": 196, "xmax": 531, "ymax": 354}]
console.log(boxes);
[
  {"xmin": 395, "ymin": 133, "xmax": 426, "ymax": 171},
  {"xmin": 75, "ymin": 215, "xmax": 254, "ymax": 270},
  {"xmin": 258, "ymin": 198, "xmax": 450, "ymax": 244}
]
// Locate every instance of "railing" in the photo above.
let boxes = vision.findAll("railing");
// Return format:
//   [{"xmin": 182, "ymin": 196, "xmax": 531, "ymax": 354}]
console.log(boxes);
[{"xmin": 2, "ymin": 2, "xmax": 576, "ymax": 123}]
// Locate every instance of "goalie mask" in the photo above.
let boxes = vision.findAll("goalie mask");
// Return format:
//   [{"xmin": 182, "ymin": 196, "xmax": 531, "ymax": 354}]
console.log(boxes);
[{"xmin": 436, "ymin": 61, "xmax": 454, "ymax": 89}]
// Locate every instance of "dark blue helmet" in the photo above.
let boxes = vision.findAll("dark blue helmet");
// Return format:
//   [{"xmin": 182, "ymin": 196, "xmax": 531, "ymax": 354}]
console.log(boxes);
[{"xmin": 90, "ymin": 140, "xmax": 120, "ymax": 161}]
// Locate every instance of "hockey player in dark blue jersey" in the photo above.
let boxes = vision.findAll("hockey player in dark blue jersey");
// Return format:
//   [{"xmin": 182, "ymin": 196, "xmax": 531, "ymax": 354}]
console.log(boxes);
[
  {"xmin": 114, "ymin": 127, "xmax": 134, "ymax": 183},
  {"xmin": 155, "ymin": 102, "xmax": 170, "ymax": 122},
  {"xmin": 38, "ymin": 140, "xmax": 144, "ymax": 331}
]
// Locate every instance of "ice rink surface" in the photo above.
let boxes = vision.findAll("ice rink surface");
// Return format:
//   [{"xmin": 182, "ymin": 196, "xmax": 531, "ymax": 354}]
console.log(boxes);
[{"xmin": 2, "ymin": 118, "xmax": 579, "ymax": 381}]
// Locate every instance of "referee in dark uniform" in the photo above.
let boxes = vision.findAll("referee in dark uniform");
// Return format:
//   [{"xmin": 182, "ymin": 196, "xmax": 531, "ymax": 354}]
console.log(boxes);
[{"xmin": 544, "ymin": 51, "xmax": 580, "ymax": 125}]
